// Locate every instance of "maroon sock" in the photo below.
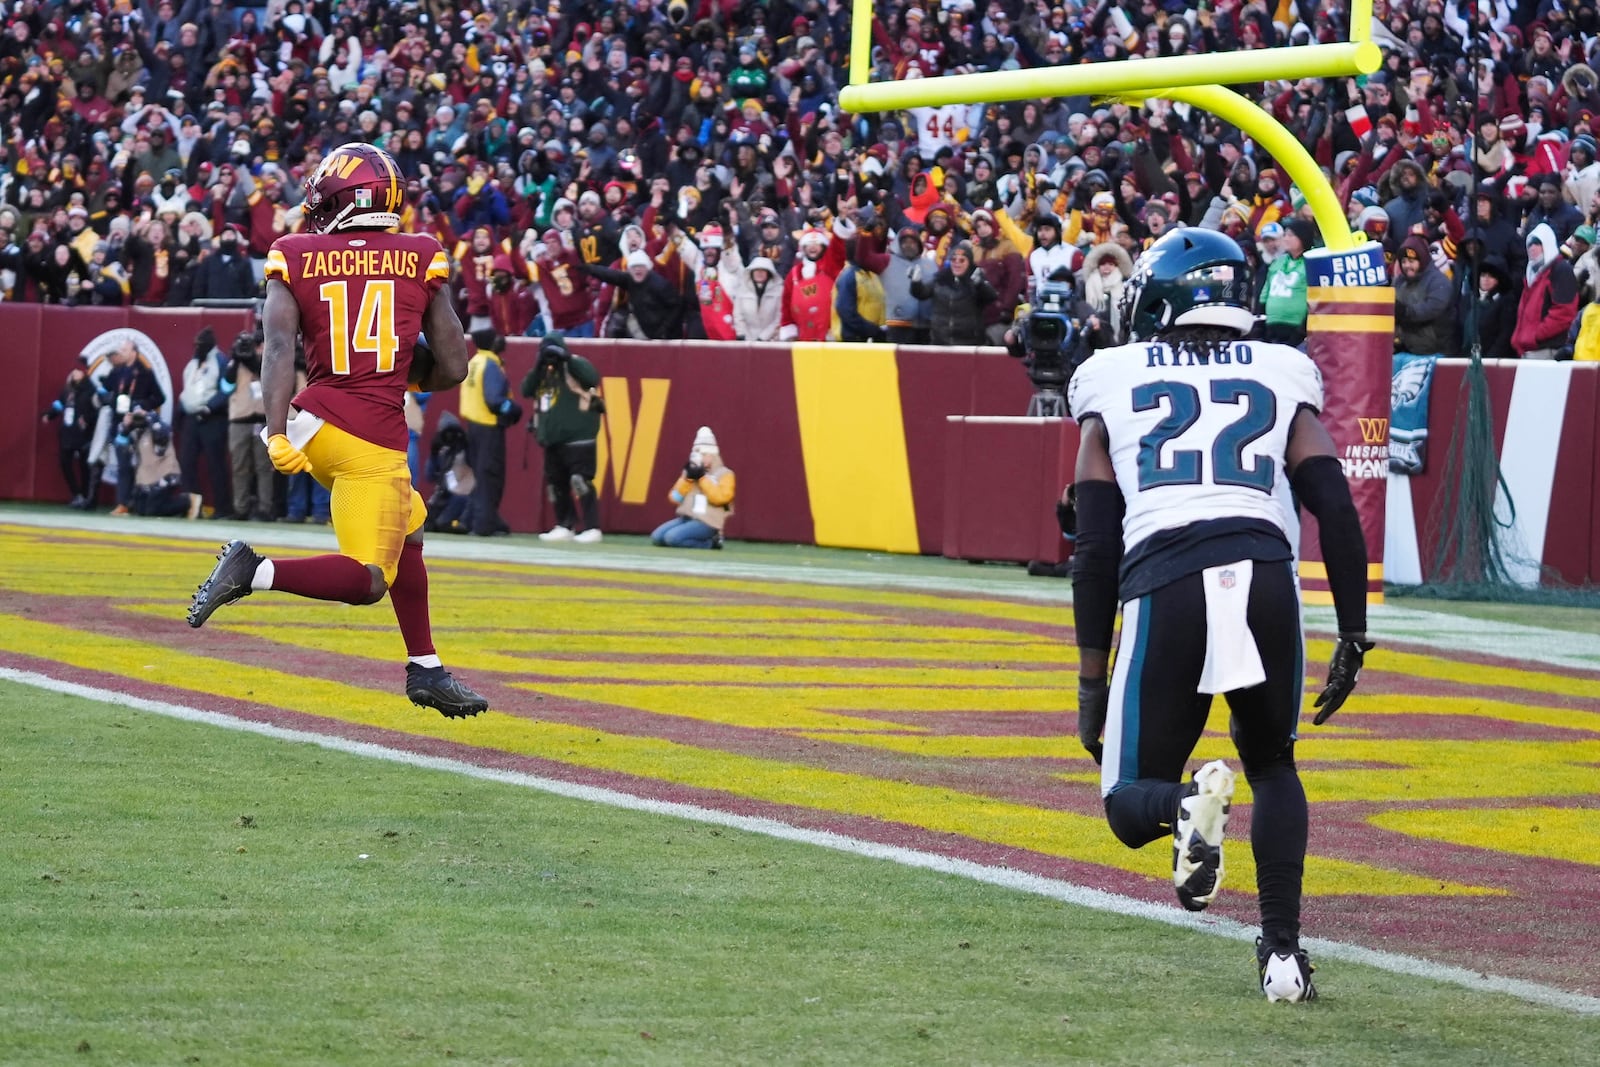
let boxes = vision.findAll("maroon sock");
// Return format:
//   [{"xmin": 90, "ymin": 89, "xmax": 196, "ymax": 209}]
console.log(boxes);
[
  {"xmin": 270, "ymin": 554, "xmax": 374, "ymax": 605},
  {"xmin": 388, "ymin": 539, "xmax": 436, "ymax": 659}
]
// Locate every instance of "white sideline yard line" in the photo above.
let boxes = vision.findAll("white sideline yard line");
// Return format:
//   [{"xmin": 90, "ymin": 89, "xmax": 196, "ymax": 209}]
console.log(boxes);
[
  {"xmin": 5, "ymin": 507, "xmax": 1600, "ymax": 670},
  {"xmin": 7, "ymin": 666, "xmax": 1599, "ymax": 1019}
]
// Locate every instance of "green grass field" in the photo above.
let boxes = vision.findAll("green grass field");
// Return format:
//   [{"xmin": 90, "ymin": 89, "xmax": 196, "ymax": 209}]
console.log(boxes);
[{"xmin": 3, "ymin": 681, "xmax": 1597, "ymax": 1067}]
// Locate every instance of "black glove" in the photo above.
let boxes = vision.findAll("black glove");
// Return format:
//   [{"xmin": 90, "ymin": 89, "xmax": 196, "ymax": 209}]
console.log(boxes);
[
  {"xmin": 1313, "ymin": 634, "xmax": 1375, "ymax": 725},
  {"xmin": 497, "ymin": 400, "xmax": 525, "ymax": 428},
  {"xmin": 1077, "ymin": 676, "xmax": 1109, "ymax": 764},
  {"xmin": 684, "ymin": 462, "xmax": 706, "ymax": 481}
]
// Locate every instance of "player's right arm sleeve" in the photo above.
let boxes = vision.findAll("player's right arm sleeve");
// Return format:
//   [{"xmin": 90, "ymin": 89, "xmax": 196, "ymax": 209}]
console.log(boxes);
[{"xmin": 1291, "ymin": 454, "xmax": 1368, "ymax": 636}]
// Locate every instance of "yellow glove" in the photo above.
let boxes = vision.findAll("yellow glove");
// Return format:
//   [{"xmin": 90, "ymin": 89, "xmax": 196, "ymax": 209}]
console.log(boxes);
[{"xmin": 267, "ymin": 433, "xmax": 312, "ymax": 475}]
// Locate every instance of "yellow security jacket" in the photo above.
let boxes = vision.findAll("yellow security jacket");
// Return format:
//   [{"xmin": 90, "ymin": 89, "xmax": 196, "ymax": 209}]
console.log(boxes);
[{"xmin": 459, "ymin": 349, "xmax": 504, "ymax": 427}]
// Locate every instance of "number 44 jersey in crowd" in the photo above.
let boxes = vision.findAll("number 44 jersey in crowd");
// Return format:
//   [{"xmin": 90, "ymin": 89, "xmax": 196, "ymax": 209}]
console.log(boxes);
[
  {"xmin": 1067, "ymin": 339, "xmax": 1324, "ymax": 602},
  {"xmin": 264, "ymin": 230, "xmax": 452, "ymax": 451}
]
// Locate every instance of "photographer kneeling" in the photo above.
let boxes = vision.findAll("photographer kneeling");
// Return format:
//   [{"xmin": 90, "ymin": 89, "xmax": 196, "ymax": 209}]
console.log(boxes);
[{"xmin": 652, "ymin": 426, "xmax": 735, "ymax": 550}]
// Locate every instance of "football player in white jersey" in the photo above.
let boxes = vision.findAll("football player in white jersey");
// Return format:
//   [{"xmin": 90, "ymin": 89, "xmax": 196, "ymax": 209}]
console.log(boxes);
[{"xmin": 1065, "ymin": 228, "xmax": 1375, "ymax": 1003}]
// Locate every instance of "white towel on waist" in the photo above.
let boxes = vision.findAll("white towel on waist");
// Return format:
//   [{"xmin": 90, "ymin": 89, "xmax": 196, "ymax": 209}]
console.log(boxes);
[{"xmin": 1197, "ymin": 560, "xmax": 1267, "ymax": 695}]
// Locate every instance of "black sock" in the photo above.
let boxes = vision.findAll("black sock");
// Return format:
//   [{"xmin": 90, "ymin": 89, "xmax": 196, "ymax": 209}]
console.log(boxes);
[{"xmin": 1245, "ymin": 759, "xmax": 1308, "ymax": 945}]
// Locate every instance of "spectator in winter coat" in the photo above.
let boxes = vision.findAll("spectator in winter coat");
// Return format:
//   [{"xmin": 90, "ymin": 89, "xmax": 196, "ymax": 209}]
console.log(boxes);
[
  {"xmin": 1514, "ymin": 224, "xmax": 1580, "ymax": 359},
  {"xmin": 970, "ymin": 209, "xmax": 1027, "ymax": 345},
  {"xmin": 1393, "ymin": 235, "xmax": 1456, "ymax": 355},
  {"xmin": 1524, "ymin": 175, "xmax": 1583, "ymax": 246},
  {"xmin": 911, "ymin": 241, "xmax": 997, "ymax": 348},
  {"xmin": 189, "ymin": 227, "xmax": 257, "ymax": 300},
  {"xmin": 733, "ymin": 257, "xmax": 784, "ymax": 342},
  {"xmin": 834, "ymin": 261, "xmax": 888, "ymax": 343},
  {"xmin": 1468, "ymin": 255, "xmax": 1518, "ymax": 359},
  {"xmin": 1077, "ymin": 242, "xmax": 1135, "ymax": 353},
  {"xmin": 1472, "ymin": 185, "xmax": 1527, "ymax": 287},
  {"xmin": 1383, "ymin": 160, "xmax": 1429, "ymax": 251},
  {"xmin": 1564, "ymin": 135, "xmax": 1600, "ymax": 213},
  {"xmin": 855, "ymin": 225, "xmax": 935, "ymax": 344},
  {"xmin": 674, "ymin": 223, "xmax": 743, "ymax": 341},
  {"xmin": 581, "ymin": 251, "xmax": 684, "ymax": 340},
  {"xmin": 780, "ymin": 222, "xmax": 854, "ymax": 342}
]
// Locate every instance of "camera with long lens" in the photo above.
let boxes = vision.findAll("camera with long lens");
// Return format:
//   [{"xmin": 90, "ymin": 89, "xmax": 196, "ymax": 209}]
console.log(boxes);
[{"xmin": 231, "ymin": 329, "xmax": 260, "ymax": 360}]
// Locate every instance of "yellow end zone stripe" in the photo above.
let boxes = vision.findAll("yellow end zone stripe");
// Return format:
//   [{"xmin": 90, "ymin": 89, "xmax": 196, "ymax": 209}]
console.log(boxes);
[
  {"xmin": 1300, "ymin": 561, "xmax": 1385, "ymax": 580},
  {"xmin": 1300, "ymin": 588, "xmax": 1386, "ymax": 605},
  {"xmin": 1307, "ymin": 314, "xmax": 1392, "ymax": 332},
  {"xmin": 1308, "ymin": 286, "xmax": 1394, "ymax": 303}
]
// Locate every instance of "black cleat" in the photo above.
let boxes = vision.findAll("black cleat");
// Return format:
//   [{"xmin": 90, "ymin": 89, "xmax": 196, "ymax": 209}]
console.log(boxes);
[
  {"xmin": 188, "ymin": 540, "xmax": 263, "ymax": 628},
  {"xmin": 406, "ymin": 664, "xmax": 489, "ymax": 719},
  {"xmin": 1257, "ymin": 937, "xmax": 1318, "ymax": 1003}
]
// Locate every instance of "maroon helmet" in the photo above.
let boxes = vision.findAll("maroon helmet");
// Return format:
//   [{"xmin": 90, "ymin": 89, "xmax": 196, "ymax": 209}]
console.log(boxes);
[{"xmin": 302, "ymin": 142, "xmax": 405, "ymax": 233}]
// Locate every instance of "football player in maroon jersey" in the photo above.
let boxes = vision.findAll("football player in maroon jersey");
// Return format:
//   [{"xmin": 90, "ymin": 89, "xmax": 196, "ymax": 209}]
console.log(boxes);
[{"xmin": 188, "ymin": 142, "xmax": 490, "ymax": 718}]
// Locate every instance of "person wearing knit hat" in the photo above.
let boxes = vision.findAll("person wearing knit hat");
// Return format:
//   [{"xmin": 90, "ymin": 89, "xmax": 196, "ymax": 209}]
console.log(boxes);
[
  {"xmin": 652, "ymin": 426, "xmax": 736, "ymax": 549},
  {"xmin": 675, "ymin": 223, "xmax": 739, "ymax": 341},
  {"xmin": 1394, "ymin": 233, "xmax": 1455, "ymax": 356},
  {"xmin": 1568, "ymin": 135, "xmax": 1600, "ymax": 216}
]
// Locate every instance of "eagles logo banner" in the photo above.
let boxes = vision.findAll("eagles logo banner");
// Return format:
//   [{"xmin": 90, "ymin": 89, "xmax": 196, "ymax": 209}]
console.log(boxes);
[
  {"xmin": 1389, "ymin": 353, "xmax": 1436, "ymax": 476},
  {"xmin": 1302, "ymin": 243, "xmax": 1394, "ymax": 604}
]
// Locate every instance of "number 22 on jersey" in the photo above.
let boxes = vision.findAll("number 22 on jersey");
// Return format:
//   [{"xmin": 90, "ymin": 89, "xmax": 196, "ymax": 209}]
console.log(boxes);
[
  {"xmin": 1133, "ymin": 378, "xmax": 1276, "ymax": 492},
  {"xmin": 319, "ymin": 279, "xmax": 399, "ymax": 374}
]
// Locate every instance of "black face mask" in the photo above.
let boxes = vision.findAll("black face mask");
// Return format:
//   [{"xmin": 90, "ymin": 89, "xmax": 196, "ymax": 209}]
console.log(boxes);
[{"xmin": 220, "ymin": 238, "xmax": 238, "ymax": 254}]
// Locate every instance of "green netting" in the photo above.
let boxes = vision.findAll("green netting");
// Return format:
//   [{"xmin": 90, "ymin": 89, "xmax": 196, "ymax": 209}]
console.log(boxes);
[{"xmin": 1388, "ymin": 265, "xmax": 1600, "ymax": 608}]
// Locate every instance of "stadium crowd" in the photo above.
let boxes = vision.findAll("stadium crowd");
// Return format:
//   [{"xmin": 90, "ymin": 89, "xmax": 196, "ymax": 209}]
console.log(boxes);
[{"xmin": 12, "ymin": 0, "xmax": 1600, "ymax": 514}]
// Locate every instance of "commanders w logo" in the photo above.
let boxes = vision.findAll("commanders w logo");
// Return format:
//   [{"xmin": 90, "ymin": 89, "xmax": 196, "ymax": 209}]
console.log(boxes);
[
  {"xmin": 596, "ymin": 377, "xmax": 671, "ymax": 505},
  {"xmin": 319, "ymin": 153, "xmax": 364, "ymax": 181},
  {"xmin": 1358, "ymin": 418, "xmax": 1389, "ymax": 445}
]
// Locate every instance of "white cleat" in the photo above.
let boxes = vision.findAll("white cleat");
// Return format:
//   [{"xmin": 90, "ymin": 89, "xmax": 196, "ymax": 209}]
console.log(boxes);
[
  {"xmin": 573, "ymin": 528, "xmax": 603, "ymax": 544},
  {"xmin": 1258, "ymin": 939, "xmax": 1318, "ymax": 1003},
  {"xmin": 1173, "ymin": 759, "xmax": 1234, "ymax": 912},
  {"xmin": 538, "ymin": 526, "xmax": 575, "ymax": 542}
]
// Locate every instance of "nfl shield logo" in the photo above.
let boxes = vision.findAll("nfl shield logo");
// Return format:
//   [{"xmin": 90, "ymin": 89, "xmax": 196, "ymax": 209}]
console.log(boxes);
[
  {"xmin": 354, "ymin": 188, "xmax": 373, "ymax": 209},
  {"xmin": 1218, "ymin": 569, "xmax": 1236, "ymax": 590}
]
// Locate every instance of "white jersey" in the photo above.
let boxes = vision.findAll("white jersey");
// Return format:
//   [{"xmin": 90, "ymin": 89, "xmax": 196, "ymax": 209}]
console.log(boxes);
[
  {"xmin": 909, "ymin": 104, "xmax": 971, "ymax": 157},
  {"xmin": 1067, "ymin": 337, "xmax": 1323, "ymax": 598}
]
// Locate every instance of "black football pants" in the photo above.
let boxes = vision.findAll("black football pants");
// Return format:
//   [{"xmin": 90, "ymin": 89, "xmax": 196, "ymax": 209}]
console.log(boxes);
[{"xmin": 1099, "ymin": 559, "xmax": 1309, "ymax": 944}]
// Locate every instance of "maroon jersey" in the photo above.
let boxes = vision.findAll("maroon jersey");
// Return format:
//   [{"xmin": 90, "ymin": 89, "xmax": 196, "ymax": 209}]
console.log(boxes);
[
  {"xmin": 531, "ymin": 247, "xmax": 594, "ymax": 330},
  {"xmin": 264, "ymin": 229, "xmax": 451, "ymax": 450}
]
